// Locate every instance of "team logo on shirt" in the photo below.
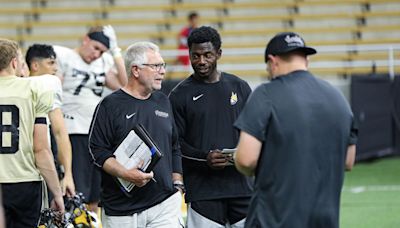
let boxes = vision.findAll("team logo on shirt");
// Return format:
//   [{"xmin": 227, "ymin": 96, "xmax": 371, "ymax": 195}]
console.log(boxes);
[
  {"xmin": 230, "ymin": 92, "xmax": 238, "ymax": 105},
  {"xmin": 155, "ymin": 110, "xmax": 169, "ymax": 118},
  {"xmin": 192, "ymin": 94, "xmax": 204, "ymax": 101},
  {"xmin": 125, "ymin": 113, "xmax": 136, "ymax": 119}
]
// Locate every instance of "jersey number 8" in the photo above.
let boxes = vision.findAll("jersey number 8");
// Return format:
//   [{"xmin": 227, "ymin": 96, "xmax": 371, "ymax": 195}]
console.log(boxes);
[{"xmin": 0, "ymin": 105, "xmax": 19, "ymax": 154}]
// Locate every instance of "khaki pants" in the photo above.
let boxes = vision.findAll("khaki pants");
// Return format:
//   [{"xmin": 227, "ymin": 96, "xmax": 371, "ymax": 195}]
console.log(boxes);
[{"xmin": 102, "ymin": 192, "xmax": 184, "ymax": 228}]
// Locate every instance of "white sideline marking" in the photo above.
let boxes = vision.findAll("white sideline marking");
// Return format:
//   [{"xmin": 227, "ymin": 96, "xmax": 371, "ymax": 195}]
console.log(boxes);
[{"xmin": 342, "ymin": 185, "xmax": 400, "ymax": 193}]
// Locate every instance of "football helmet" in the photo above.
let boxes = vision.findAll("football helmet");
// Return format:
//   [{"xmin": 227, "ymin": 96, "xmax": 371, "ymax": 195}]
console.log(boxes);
[{"xmin": 38, "ymin": 192, "xmax": 100, "ymax": 228}]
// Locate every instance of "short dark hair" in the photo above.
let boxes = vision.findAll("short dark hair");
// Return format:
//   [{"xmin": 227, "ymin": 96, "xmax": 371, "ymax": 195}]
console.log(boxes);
[
  {"xmin": 188, "ymin": 11, "xmax": 198, "ymax": 21},
  {"xmin": 188, "ymin": 26, "xmax": 221, "ymax": 51},
  {"xmin": 25, "ymin": 44, "xmax": 56, "ymax": 70}
]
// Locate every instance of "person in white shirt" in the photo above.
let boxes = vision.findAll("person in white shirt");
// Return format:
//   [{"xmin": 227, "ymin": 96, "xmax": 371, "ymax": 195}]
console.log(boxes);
[
  {"xmin": 54, "ymin": 25, "xmax": 127, "ymax": 212},
  {"xmin": 26, "ymin": 44, "xmax": 75, "ymax": 197},
  {"xmin": 0, "ymin": 38, "xmax": 64, "ymax": 228}
]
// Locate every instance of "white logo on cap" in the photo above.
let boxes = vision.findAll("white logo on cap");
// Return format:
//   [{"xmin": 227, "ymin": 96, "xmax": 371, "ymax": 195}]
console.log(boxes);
[{"xmin": 284, "ymin": 35, "xmax": 304, "ymax": 47}]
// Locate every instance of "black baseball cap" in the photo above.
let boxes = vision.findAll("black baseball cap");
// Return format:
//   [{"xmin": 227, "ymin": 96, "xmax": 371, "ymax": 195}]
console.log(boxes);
[{"xmin": 264, "ymin": 32, "xmax": 317, "ymax": 62}]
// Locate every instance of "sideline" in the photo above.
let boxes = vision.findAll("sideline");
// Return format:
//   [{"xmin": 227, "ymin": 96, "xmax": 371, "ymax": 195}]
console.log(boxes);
[{"xmin": 342, "ymin": 185, "xmax": 400, "ymax": 193}]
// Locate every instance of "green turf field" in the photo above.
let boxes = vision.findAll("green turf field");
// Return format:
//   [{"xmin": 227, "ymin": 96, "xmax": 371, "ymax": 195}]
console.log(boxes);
[{"xmin": 340, "ymin": 156, "xmax": 400, "ymax": 228}]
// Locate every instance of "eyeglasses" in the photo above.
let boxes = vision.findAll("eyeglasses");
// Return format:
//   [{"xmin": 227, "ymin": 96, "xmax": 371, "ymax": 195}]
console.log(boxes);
[{"xmin": 141, "ymin": 63, "xmax": 167, "ymax": 72}]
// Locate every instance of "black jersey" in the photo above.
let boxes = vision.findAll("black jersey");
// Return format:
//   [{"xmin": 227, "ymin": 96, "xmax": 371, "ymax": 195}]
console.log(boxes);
[
  {"xmin": 169, "ymin": 72, "xmax": 254, "ymax": 202},
  {"xmin": 88, "ymin": 89, "xmax": 182, "ymax": 216}
]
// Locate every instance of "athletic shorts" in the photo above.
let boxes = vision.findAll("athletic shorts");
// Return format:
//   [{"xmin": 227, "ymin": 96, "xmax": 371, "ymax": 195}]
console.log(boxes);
[
  {"xmin": 2, "ymin": 181, "xmax": 42, "ymax": 228},
  {"xmin": 186, "ymin": 197, "xmax": 250, "ymax": 228},
  {"xmin": 70, "ymin": 134, "xmax": 101, "ymax": 203}
]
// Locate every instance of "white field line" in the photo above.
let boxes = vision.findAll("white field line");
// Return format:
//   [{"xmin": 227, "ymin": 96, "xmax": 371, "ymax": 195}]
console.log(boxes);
[{"xmin": 342, "ymin": 185, "xmax": 400, "ymax": 194}]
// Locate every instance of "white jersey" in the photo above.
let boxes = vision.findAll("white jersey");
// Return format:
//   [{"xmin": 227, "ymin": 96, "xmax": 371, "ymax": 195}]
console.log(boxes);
[
  {"xmin": 28, "ymin": 75, "xmax": 63, "ymax": 144},
  {"xmin": 54, "ymin": 45, "xmax": 114, "ymax": 134},
  {"xmin": 28, "ymin": 74, "xmax": 62, "ymax": 111},
  {"xmin": 0, "ymin": 75, "xmax": 54, "ymax": 183}
]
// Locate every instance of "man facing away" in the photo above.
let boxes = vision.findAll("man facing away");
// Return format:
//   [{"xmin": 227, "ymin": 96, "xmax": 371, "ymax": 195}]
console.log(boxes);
[
  {"xmin": 26, "ymin": 44, "xmax": 75, "ymax": 197},
  {"xmin": 54, "ymin": 25, "xmax": 127, "ymax": 212},
  {"xmin": 89, "ymin": 41, "xmax": 184, "ymax": 228},
  {"xmin": 169, "ymin": 26, "xmax": 254, "ymax": 228},
  {"xmin": 234, "ymin": 32, "xmax": 357, "ymax": 228},
  {"xmin": 0, "ymin": 38, "xmax": 64, "ymax": 228}
]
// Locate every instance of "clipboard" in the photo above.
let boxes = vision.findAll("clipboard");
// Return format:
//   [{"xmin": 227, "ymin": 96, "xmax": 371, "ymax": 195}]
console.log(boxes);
[{"xmin": 113, "ymin": 124, "xmax": 163, "ymax": 197}]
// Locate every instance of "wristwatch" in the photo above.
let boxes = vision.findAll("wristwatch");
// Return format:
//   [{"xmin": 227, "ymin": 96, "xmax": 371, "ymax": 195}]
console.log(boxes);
[{"xmin": 173, "ymin": 180, "xmax": 185, "ymax": 194}]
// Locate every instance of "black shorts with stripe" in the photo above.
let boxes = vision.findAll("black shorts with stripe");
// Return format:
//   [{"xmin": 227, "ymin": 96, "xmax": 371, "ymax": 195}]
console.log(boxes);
[{"xmin": 190, "ymin": 197, "xmax": 250, "ymax": 226}]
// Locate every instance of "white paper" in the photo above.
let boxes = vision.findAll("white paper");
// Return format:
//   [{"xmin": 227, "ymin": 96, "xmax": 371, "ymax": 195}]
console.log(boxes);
[
  {"xmin": 114, "ymin": 130, "xmax": 152, "ymax": 192},
  {"xmin": 222, "ymin": 148, "xmax": 236, "ymax": 166}
]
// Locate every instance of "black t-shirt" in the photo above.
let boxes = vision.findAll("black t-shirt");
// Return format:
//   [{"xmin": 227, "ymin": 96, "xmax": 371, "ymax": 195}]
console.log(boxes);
[
  {"xmin": 88, "ymin": 89, "xmax": 182, "ymax": 216},
  {"xmin": 169, "ymin": 72, "xmax": 254, "ymax": 202},
  {"xmin": 234, "ymin": 70, "xmax": 358, "ymax": 228}
]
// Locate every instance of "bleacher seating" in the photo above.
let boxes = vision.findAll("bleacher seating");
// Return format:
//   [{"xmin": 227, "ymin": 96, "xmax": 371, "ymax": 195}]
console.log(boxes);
[{"xmin": 0, "ymin": 0, "xmax": 399, "ymax": 78}]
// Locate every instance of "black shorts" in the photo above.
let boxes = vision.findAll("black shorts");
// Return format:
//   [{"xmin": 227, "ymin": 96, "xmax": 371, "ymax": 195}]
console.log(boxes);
[
  {"xmin": 190, "ymin": 197, "xmax": 250, "ymax": 226},
  {"xmin": 70, "ymin": 134, "xmax": 101, "ymax": 203},
  {"xmin": 2, "ymin": 181, "xmax": 42, "ymax": 228}
]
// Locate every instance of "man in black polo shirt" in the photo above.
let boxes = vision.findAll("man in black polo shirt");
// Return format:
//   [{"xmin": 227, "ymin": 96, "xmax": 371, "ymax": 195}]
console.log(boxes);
[
  {"xmin": 234, "ymin": 32, "xmax": 357, "ymax": 228},
  {"xmin": 88, "ymin": 41, "xmax": 183, "ymax": 227}
]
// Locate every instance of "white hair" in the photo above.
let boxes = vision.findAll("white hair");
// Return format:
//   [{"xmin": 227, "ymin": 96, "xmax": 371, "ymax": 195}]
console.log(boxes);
[{"xmin": 124, "ymin": 41, "xmax": 160, "ymax": 77}]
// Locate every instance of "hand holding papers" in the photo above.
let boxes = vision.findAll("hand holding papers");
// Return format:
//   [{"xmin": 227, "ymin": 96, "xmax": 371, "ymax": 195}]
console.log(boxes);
[
  {"xmin": 207, "ymin": 148, "xmax": 236, "ymax": 169},
  {"xmin": 114, "ymin": 124, "xmax": 162, "ymax": 197},
  {"xmin": 221, "ymin": 148, "xmax": 236, "ymax": 166}
]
